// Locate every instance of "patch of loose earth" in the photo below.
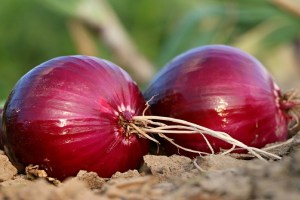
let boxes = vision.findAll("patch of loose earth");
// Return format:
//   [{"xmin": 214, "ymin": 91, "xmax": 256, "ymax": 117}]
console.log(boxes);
[{"xmin": 0, "ymin": 133, "xmax": 300, "ymax": 200}]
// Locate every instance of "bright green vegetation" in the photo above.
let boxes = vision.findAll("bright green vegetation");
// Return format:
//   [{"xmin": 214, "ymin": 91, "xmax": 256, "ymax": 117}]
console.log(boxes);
[{"xmin": 0, "ymin": 0, "xmax": 300, "ymax": 101}]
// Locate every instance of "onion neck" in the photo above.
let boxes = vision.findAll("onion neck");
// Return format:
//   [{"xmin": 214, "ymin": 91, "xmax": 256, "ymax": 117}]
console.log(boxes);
[
  {"xmin": 116, "ymin": 109, "xmax": 159, "ymax": 143},
  {"xmin": 118, "ymin": 114, "xmax": 134, "ymax": 138},
  {"xmin": 279, "ymin": 89, "xmax": 300, "ymax": 131}
]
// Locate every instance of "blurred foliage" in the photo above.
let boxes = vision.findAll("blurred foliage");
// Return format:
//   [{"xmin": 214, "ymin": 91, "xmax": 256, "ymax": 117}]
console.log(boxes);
[
  {"xmin": 0, "ymin": 0, "xmax": 76, "ymax": 101},
  {"xmin": 0, "ymin": 0, "xmax": 300, "ymax": 102}
]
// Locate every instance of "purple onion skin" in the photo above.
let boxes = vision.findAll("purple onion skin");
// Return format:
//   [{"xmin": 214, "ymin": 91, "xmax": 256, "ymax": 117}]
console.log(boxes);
[
  {"xmin": 3, "ymin": 56, "xmax": 149, "ymax": 180},
  {"xmin": 144, "ymin": 45, "xmax": 288, "ymax": 157}
]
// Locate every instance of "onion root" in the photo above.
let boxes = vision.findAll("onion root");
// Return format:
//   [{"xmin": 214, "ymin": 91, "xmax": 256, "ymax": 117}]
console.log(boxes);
[{"xmin": 132, "ymin": 115, "xmax": 282, "ymax": 161}]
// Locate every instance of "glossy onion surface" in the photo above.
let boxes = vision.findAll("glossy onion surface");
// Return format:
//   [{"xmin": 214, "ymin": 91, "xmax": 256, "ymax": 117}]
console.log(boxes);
[
  {"xmin": 144, "ymin": 45, "xmax": 288, "ymax": 157},
  {"xmin": 3, "ymin": 56, "xmax": 149, "ymax": 180}
]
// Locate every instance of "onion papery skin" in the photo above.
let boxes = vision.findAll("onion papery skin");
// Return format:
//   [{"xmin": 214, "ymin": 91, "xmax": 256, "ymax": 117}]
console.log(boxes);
[
  {"xmin": 2, "ymin": 55, "xmax": 149, "ymax": 180},
  {"xmin": 144, "ymin": 45, "xmax": 288, "ymax": 157}
]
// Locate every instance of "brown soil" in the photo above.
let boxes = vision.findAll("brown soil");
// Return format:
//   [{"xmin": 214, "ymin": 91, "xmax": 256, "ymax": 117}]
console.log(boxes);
[{"xmin": 1, "ymin": 133, "xmax": 300, "ymax": 200}]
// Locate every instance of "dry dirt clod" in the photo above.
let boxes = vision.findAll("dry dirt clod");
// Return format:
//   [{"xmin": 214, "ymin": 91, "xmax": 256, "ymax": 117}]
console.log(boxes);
[
  {"xmin": 25, "ymin": 165, "xmax": 61, "ymax": 186},
  {"xmin": 103, "ymin": 176, "xmax": 160, "ymax": 200},
  {"xmin": 0, "ymin": 179, "xmax": 55, "ymax": 200},
  {"xmin": 74, "ymin": 170, "xmax": 106, "ymax": 190},
  {"xmin": 169, "ymin": 170, "xmax": 252, "ymax": 200},
  {"xmin": 111, "ymin": 169, "xmax": 141, "ymax": 179},
  {"xmin": 194, "ymin": 154, "xmax": 253, "ymax": 172},
  {"xmin": 0, "ymin": 178, "xmax": 102, "ymax": 200},
  {"xmin": 291, "ymin": 131, "xmax": 300, "ymax": 152},
  {"xmin": 25, "ymin": 165, "xmax": 48, "ymax": 179},
  {"xmin": 0, "ymin": 175, "xmax": 32, "ymax": 188},
  {"xmin": 1, "ymin": 139, "xmax": 300, "ymax": 199},
  {"xmin": 289, "ymin": 148, "xmax": 300, "ymax": 173},
  {"xmin": 142, "ymin": 154, "xmax": 198, "ymax": 181},
  {"xmin": 56, "ymin": 179, "xmax": 103, "ymax": 200},
  {"xmin": 0, "ymin": 154, "xmax": 17, "ymax": 182}
]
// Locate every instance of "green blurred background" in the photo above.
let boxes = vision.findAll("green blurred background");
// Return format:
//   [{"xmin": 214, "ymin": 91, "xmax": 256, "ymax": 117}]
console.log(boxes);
[{"xmin": 1, "ymin": 0, "xmax": 300, "ymax": 106}]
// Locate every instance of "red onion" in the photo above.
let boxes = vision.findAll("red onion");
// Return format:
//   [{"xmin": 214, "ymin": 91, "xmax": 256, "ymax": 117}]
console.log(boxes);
[
  {"xmin": 144, "ymin": 45, "xmax": 290, "ymax": 157},
  {"xmin": 2, "ymin": 55, "xmax": 149, "ymax": 180}
]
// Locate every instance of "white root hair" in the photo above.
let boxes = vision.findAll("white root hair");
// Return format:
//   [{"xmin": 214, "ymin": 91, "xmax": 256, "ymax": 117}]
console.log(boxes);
[{"xmin": 132, "ymin": 115, "xmax": 282, "ymax": 161}]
